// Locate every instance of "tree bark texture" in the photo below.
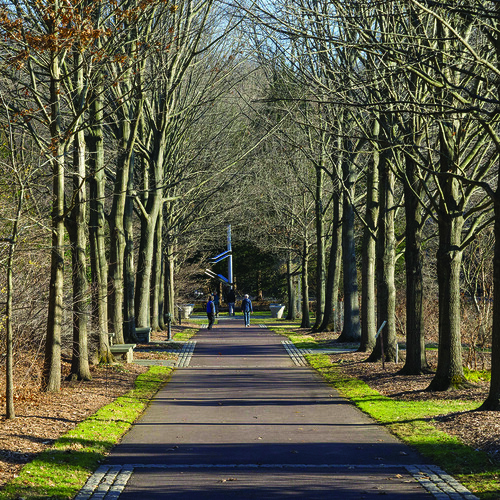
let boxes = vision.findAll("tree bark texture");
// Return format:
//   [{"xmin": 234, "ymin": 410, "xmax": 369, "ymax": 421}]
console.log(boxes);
[
  {"xmin": 320, "ymin": 191, "xmax": 342, "ymax": 332},
  {"xmin": 360, "ymin": 141, "xmax": 379, "ymax": 352},
  {"xmin": 313, "ymin": 164, "xmax": 326, "ymax": 329},
  {"xmin": 480, "ymin": 194, "xmax": 500, "ymax": 409},
  {"xmin": 301, "ymin": 239, "xmax": 311, "ymax": 328},
  {"xmin": 367, "ymin": 150, "xmax": 397, "ymax": 362},
  {"xmin": 338, "ymin": 153, "xmax": 361, "ymax": 342},
  {"xmin": 427, "ymin": 121, "xmax": 467, "ymax": 391},
  {"xmin": 66, "ymin": 118, "xmax": 91, "ymax": 381},
  {"xmin": 88, "ymin": 92, "xmax": 112, "ymax": 363},
  {"xmin": 400, "ymin": 152, "xmax": 430, "ymax": 374},
  {"xmin": 43, "ymin": 49, "xmax": 64, "ymax": 393}
]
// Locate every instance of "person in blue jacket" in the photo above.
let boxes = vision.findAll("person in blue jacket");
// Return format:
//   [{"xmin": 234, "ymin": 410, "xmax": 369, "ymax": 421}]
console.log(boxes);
[
  {"xmin": 206, "ymin": 296, "xmax": 216, "ymax": 329},
  {"xmin": 241, "ymin": 294, "xmax": 253, "ymax": 327}
]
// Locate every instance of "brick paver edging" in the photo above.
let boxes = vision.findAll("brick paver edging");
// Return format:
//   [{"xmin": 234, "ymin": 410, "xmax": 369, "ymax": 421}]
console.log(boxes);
[{"xmin": 75, "ymin": 463, "xmax": 479, "ymax": 500}]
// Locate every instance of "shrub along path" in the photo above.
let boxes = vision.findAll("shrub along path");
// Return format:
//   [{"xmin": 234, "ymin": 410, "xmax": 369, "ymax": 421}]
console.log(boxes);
[{"xmin": 76, "ymin": 319, "xmax": 477, "ymax": 500}]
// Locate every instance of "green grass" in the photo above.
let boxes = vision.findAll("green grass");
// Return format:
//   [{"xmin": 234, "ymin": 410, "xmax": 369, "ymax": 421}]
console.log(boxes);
[
  {"xmin": 306, "ymin": 353, "xmax": 500, "ymax": 499},
  {"xmin": 464, "ymin": 367, "xmax": 491, "ymax": 383},
  {"xmin": 0, "ymin": 366, "xmax": 172, "ymax": 500},
  {"xmin": 172, "ymin": 328, "xmax": 198, "ymax": 341}
]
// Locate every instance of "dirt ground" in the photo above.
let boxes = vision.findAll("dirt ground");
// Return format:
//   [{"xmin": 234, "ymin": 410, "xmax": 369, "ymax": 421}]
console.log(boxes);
[{"xmin": 0, "ymin": 326, "xmax": 498, "ymax": 491}]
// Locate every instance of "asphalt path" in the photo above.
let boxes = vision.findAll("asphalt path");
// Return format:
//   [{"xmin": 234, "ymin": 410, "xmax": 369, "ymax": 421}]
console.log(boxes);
[{"xmin": 76, "ymin": 318, "xmax": 478, "ymax": 500}]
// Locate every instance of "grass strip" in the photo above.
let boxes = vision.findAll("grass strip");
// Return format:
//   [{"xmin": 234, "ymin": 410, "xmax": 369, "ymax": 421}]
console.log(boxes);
[
  {"xmin": 172, "ymin": 328, "xmax": 198, "ymax": 341},
  {"xmin": 0, "ymin": 366, "xmax": 172, "ymax": 500},
  {"xmin": 306, "ymin": 353, "xmax": 499, "ymax": 499}
]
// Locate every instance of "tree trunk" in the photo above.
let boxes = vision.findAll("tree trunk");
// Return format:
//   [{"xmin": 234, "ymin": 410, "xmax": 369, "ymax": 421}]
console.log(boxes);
[
  {"xmin": 43, "ymin": 50, "xmax": 64, "ymax": 393},
  {"xmin": 479, "ymin": 11, "xmax": 500, "ymax": 410},
  {"xmin": 66, "ymin": 112, "xmax": 91, "ymax": 381},
  {"xmin": 427, "ymin": 121, "xmax": 468, "ymax": 391},
  {"xmin": 480, "ymin": 193, "xmax": 500, "ymax": 409},
  {"xmin": 338, "ymin": 153, "xmax": 361, "ymax": 342},
  {"xmin": 400, "ymin": 152, "xmax": 430, "ymax": 374},
  {"xmin": 124, "ymin": 160, "xmax": 136, "ymax": 342},
  {"xmin": 5, "ymin": 178, "xmax": 23, "ymax": 418},
  {"xmin": 88, "ymin": 90, "xmax": 112, "ymax": 363},
  {"xmin": 109, "ymin": 97, "xmax": 142, "ymax": 343},
  {"xmin": 313, "ymin": 162, "xmax": 325, "ymax": 329},
  {"xmin": 164, "ymin": 237, "xmax": 176, "ymax": 323},
  {"xmin": 367, "ymin": 150, "xmax": 397, "ymax": 362},
  {"xmin": 300, "ymin": 239, "xmax": 311, "ymax": 328},
  {"xmin": 359, "ymin": 120, "xmax": 379, "ymax": 352},
  {"xmin": 135, "ymin": 143, "xmax": 163, "ymax": 328},
  {"xmin": 66, "ymin": 51, "xmax": 91, "ymax": 381},
  {"xmin": 109, "ymin": 153, "xmax": 128, "ymax": 345},
  {"xmin": 286, "ymin": 251, "xmax": 297, "ymax": 320},
  {"xmin": 320, "ymin": 191, "xmax": 342, "ymax": 332},
  {"xmin": 6, "ymin": 234, "xmax": 15, "ymax": 418},
  {"xmin": 151, "ymin": 205, "xmax": 164, "ymax": 330}
]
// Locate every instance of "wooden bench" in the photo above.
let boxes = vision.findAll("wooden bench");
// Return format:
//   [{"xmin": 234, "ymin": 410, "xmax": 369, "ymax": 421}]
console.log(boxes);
[
  {"xmin": 135, "ymin": 327, "xmax": 152, "ymax": 343},
  {"xmin": 110, "ymin": 343, "xmax": 136, "ymax": 363}
]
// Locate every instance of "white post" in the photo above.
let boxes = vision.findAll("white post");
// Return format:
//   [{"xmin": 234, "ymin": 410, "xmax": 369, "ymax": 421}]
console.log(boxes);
[{"xmin": 228, "ymin": 224, "xmax": 233, "ymax": 286}]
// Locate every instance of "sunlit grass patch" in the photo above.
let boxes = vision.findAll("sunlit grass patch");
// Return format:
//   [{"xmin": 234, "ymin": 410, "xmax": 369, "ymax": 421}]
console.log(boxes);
[
  {"xmin": 172, "ymin": 328, "xmax": 198, "ymax": 341},
  {"xmin": 0, "ymin": 366, "xmax": 172, "ymax": 500}
]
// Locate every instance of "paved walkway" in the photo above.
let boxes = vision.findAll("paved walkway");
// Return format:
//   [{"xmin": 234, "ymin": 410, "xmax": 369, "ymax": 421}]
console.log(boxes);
[{"xmin": 76, "ymin": 319, "xmax": 478, "ymax": 499}]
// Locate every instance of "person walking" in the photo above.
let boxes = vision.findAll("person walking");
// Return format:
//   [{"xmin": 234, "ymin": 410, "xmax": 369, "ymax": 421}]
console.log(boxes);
[
  {"xmin": 206, "ymin": 295, "xmax": 216, "ymax": 329},
  {"xmin": 241, "ymin": 294, "xmax": 253, "ymax": 327},
  {"xmin": 227, "ymin": 287, "xmax": 236, "ymax": 316},
  {"xmin": 214, "ymin": 292, "xmax": 220, "ymax": 317}
]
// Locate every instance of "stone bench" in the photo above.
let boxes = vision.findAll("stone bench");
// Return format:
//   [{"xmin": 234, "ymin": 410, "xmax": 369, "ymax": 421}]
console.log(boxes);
[
  {"xmin": 110, "ymin": 343, "xmax": 137, "ymax": 363},
  {"xmin": 135, "ymin": 327, "xmax": 152, "ymax": 343}
]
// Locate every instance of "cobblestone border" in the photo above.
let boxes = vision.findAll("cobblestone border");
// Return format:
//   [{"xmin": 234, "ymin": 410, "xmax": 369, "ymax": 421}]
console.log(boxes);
[
  {"xmin": 281, "ymin": 340, "xmax": 309, "ymax": 366},
  {"xmin": 75, "ymin": 463, "xmax": 478, "ymax": 499},
  {"xmin": 176, "ymin": 340, "xmax": 196, "ymax": 367}
]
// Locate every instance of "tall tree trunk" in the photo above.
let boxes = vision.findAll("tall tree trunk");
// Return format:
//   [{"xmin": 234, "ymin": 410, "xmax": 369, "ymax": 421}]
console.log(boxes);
[
  {"xmin": 367, "ymin": 149, "xmax": 397, "ymax": 362},
  {"xmin": 480, "ymin": 192, "xmax": 500, "ymax": 409},
  {"xmin": 300, "ymin": 239, "xmax": 311, "ymax": 329},
  {"xmin": 5, "ymin": 174, "xmax": 23, "ymax": 418},
  {"xmin": 109, "ymin": 153, "xmax": 129, "ymax": 344},
  {"xmin": 359, "ymin": 120, "xmax": 379, "ymax": 352},
  {"xmin": 109, "ymin": 97, "xmax": 142, "ymax": 343},
  {"xmin": 400, "ymin": 152, "xmax": 430, "ymax": 374},
  {"xmin": 43, "ymin": 48, "xmax": 64, "ymax": 393},
  {"xmin": 151, "ymin": 205, "xmax": 164, "ymax": 330},
  {"xmin": 135, "ymin": 202, "xmax": 162, "ymax": 327},
  {"xmin": 66, "ymin": 50, "xmax": 91, "ymax": 381},
  {"xmin": 479, "ymin": 10, "xmax": 500, "ymax": 410},
  {"xmin": 124, "ymin": 159, "xmax": 136, "ymax": 342},
  {"xmin": 135, "ymin": 144, "xmax": 163, "ymax": 327},
  {"xmin": 6, "ymin": 227, "xmax": 16, "ymax": 418},
  {"xmin": 286, "ymin": 250, "xmax": 297, "ymax": 320},
  {"xmin": 164, "ymin": 235, "xmax": 176, "ymax": 323},
  {"xmin": 320, "ymin": 191, "xmax": 342, "ymax": 332},
  {"xmin": 66, "ymin": 112, "xmax": 91, "ymax": 381},
  {"xmin": 427, "ymin": 123, "xmax": 467, "ymax": 390},
  {"xmin": 338, "ymin": 152, "xmax": 361, "ymax": 342},
  {"xmin": 88, "ymin": 90, "xmax": 112, "ymax": 363},
  {"xmin": 427, "ymin": 22, "xmax": 468, "ymax": 391},
  {"xmin": 313, "ymin": 162, "xmax": 325, "ymax": 329}
]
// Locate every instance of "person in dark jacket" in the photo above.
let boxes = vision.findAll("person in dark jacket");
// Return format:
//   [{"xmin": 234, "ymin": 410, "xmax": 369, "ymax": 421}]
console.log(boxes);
[
  {"xmin": 227, "ymin": 287, "xmax": 236, "ymax": 316},
  {"xmin": 206, "ymin": 296, "xmax": 216, "ymax": 329},
  {"xmin": 241, "ymin": 294, "xmax": 253, "ymax": 327},
  {"xmin": 214, "ymin": 292, "xmax": 220, "ymax": 317}
]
